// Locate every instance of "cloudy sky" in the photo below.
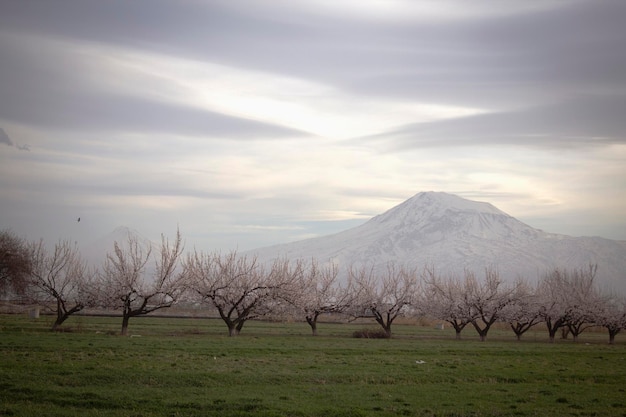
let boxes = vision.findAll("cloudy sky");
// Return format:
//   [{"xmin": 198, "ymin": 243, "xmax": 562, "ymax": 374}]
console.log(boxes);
[{"xmin": 1, "ymin": 0, "xmax": 625, "ymax": 252}]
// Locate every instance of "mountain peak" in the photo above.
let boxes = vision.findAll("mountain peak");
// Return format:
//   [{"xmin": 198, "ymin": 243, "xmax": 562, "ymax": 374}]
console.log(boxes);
[
  {"xmin": 398, "ymin": 191, "xmax": 506, "ymax": 216},
  {"xmin": 367, "ymin": 191, "xmax": 514, "ymax": 239}
]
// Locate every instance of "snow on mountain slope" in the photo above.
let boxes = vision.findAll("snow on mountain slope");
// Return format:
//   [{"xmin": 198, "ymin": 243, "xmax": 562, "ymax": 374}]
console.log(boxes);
[{"xmin": 248, "ymin": 192, "xmax": 626, "ymax": 291}]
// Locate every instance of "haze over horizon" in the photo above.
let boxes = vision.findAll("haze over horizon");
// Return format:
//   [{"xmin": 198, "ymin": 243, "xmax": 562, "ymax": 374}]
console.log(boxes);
[{"xmin": 1, "ymin": 1, "xmax": 625, "ymax": 251}]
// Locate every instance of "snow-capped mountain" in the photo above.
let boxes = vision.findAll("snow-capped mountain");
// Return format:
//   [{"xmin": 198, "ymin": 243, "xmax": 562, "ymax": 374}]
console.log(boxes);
[{"xmin": 248, "ymin": 192, "xmax": 626, "ymax": 292}]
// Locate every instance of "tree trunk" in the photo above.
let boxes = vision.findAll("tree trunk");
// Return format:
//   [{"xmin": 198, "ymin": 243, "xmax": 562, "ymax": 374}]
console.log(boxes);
[
  {"xmin": 449, "ymin": 321, "xmax": 465, "ymax": 340},
  {"xmin": 471, "ymin": 320, "xmax": 491, "ymax": 342},
  {"xmin": 217, "ymin": 306, "xmax": 245, "ymax": 337},
  {"xmin": 372, "ymin": 309, "xmax": 392, "ymax": 338},
  {"xmin": 52, "ymin": 314, "xmax": 68, "ymax": 331},
  {"xmin": 52, "ymin": 299, "xmax": 66, "ymax": 330},
  {"xmin": 121, "ymin": 314, "xmax": 130, "ymax": 336},
  {"xmin": 511, "ymin": 324, "xmax": 523, "ymax": 341},
  {"xmin": 548, "ymin": 329, "xmax": 557, "ymax": 343},
  {"xmin": 383, "ymin": 325, "xmax": 392, "ymax": 338},
  {"xmin": 510, "ymin": 321, "xmax": 536, "ymax": 341},
  {"xmin": 608, "ymin": 328, "xmax": 620, "ymax": 345},
  {"xmin": 306, "ymin": 315, "xmax": 318, "ymax": 336},
  {"xmin": 226, "ymin": 319, "xmax": 245, "ymax": 337},
  {"xmin": 51, "ymin": 300, "xmax": 84, "ymax": 331},
  {"xmin": 545, "ymin": 319, "xmax": 564, "ymax": 343},
  {"xmin": 476, "ymin": 329, "xmax": 488, "ymax": 341},
  {"xmin": 568, "ymin": 322, "xmax": 590, "ymax": 342}
]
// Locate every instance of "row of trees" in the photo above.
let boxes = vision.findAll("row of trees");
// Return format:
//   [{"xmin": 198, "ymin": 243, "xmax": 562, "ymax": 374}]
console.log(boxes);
[
  {"xmin": 1, "ymin": 229, "xmax": 625, "ymax": 342},
  {"xmin": 1, "ymin": 229, "xmax": 184, "ymax": 334},
  {"xmin": 421, "ymin": 264, "xmax": 625, "ymax": 343}
]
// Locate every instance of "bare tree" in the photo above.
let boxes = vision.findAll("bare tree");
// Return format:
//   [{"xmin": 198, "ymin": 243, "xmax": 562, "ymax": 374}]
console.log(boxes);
[
  {"xmin": 563, "ymin": 265, "xmax": 599, "ymax": 341},
  {"xmin": 98, "ymin": 229, "xmax": 184, "ymax": 335},
  {"xmin": 349, "ymin": 263, "xmax": 418, "ymax": 338},
  {"xmin": 422, "ymin": 267, "xmax": 475, "ymax": 339},
  {"xmin": 27, "ymin": 239, "xmax": 96, "ymax": 330},
  {"xmin": 536, "ymin": 269, "xmax": 570, "ymax": 342},
  {"xmin": 501, "ymin": 279, "xmax": 542, "ymax": 341},
  {"xmin": 184, "ymin": 251, "xmax": 294, "ymax": 336},
  {"xmin": 465, "ymin": 267, "xmax": 514, "ymax": 342},
  {"xmin": 0, "ymin": 229, "xmax": 31, "ymax": 299},
  {"xmin": 285, "ymin": 259, "xmax": 352, "ymax": 336},
  {"xmin": 537, "ymin": 265, "xmax": 599, "ymax": 343},
  {"xmin": 595, "ymin": 294, "xmax": 626, "ymax": 344}
]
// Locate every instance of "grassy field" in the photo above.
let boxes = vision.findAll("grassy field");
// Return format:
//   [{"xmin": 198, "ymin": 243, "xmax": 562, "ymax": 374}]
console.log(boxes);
[{"xmin": 0, "ymin": 314, "xmax": 625, "ymax": 417}]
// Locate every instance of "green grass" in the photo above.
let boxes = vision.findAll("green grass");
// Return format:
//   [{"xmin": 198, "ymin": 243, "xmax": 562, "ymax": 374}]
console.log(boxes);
[{"xmin": 1, "ymin": 314, "xmax": 625, "ymax": 416}]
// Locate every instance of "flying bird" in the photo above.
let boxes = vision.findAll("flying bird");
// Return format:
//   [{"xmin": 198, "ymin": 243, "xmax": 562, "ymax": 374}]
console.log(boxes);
[{"xmin": 77, "ymin": 217, "xmax": 80, "ymax": 222}]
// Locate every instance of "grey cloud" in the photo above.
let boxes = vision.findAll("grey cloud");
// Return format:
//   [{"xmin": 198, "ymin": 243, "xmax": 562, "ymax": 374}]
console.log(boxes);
[
  {"xmin": 358, "ymin": 95, "xmax": 626, "ymax": 150},
  {"xmin": 14, "ymin": 166, "xmax": 242, "ymax": 203},
  {"xmin": 0, "ymin": 45, "xmax": 307, "ymax": 138},
  {"xmin": 4, "ymin": 0, "xmax": 625, "ymax": 110},
  {"xmin": 339, "ymin": 1, "xmax": 626, "ymax": 108},
  {"xmin": 0, "ymin": 127, "xmax": 13, "ymax": 146},
  {"xmin": 88, "ymin": 182, "xmax": 241, "ymax": 201},
  {"xmin": 0, "ymin": 26, "xmax": 309, "ymax": 139},
  {"xmin": 2, "ymin": 0, "xmax": 626, "ymax": 139}
]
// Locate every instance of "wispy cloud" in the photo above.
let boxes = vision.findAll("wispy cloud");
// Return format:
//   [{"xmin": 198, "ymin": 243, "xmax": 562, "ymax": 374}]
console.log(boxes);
[{"xmin": 356, "ymin": 95, "xmax": 626, "ymax": 151}]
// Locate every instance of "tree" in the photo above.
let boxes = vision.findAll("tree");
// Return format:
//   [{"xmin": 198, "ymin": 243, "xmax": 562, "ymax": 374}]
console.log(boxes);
[
  {"xmin": 536, "ymin": 268, "xmax": 576, "ymax": 343},
  {"xmin": 98, "ymin": 229, "xmax": 184, "ymax": 335},
  {"xmin": 422, "ymin": 267, "xmax": 475, "ymax": 339},
  {"xmin": 286, "ymin": 259, "xmax": 352, "ymax": 336},
  {"xmin": 563, "ymin": 265, "xmax": 599, "ymax": 342},
  {"xmin": 184, "ymin": 251, "xmax": 294, "ymax": 336},
  {"xmin": 501, "ymin": 279, "xmax": 542, "ymax": 341},
  {"xmin": 595, "ymin": 294, "xmax": 626, "ymax": 344},
  {"xmin": 465, "ymin": 267, "xmax": 514, "ymax": 342},
  {"xmin": 537, "ymin": 265, "xmax": 599, "ymax": 343},
  {"xmin": 27, "ymin": 239, "xmax": 96, "ymax": 330},
  {"xmin": 349, "ymin": 263, "xmax": 419, "ymax": 338},
  {"xmin": 0, "ymin": 229, "xmax": 31, "ymax": 299}
]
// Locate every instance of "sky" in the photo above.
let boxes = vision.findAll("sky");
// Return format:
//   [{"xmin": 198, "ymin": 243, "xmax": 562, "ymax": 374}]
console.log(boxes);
[{"xmin": 1, "ymin": 0, "xmax": 626, "ymax": 253}]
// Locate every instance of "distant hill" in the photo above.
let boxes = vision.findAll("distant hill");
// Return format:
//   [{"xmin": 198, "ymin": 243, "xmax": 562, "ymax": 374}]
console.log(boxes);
[
  {"xmin": 248, "ymin": 192, "xmax": 626, "ymax": 292},
  {"xmin": 81, "ymin": 226, "xmax": 154, "ymax": 266}
]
